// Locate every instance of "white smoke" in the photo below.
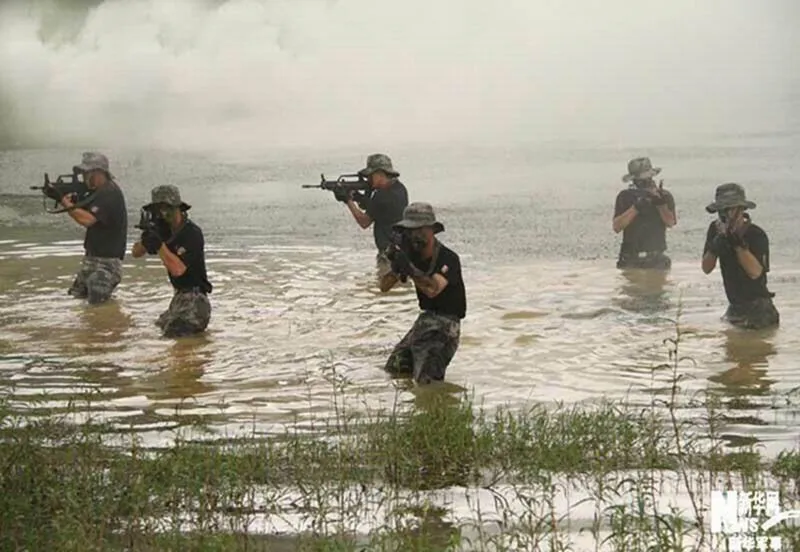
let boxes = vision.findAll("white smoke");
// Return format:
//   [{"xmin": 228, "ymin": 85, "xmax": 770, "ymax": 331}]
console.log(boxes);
[{"xmin": 0, "ymin": 0, "xmax": 797, "ymax": 153}]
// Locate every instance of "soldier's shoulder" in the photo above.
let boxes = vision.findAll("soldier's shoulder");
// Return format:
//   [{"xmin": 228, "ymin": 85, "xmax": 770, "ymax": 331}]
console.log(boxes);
[
  {"xmin": 439, "ymin": 242, "xmax": 460, "ymax": 262},
  {"xmin": 746, "ymin": 222, "xmax": 768, "ymax": 238}
]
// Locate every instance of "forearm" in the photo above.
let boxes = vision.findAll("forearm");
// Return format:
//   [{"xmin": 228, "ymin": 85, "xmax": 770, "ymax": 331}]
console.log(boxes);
[
  {"xmin": 734, "ymin": 247, "xmax": 763, "ymax": 279},
  {"xmin": 62, "ymin": 197, "xmax": 96, "ymax": 227},
  {"xmin": 612, "ymin": 207, "xmax": 637, "ymax": 233},
  {"xmin": 657, "ymin": 204, "xmax": 676, "ymax": 227},
  {"xmin": 346, "ymin": 200, "xmax": 372, "ymax": 228},
  {"xmin": 701, "ymin": 252, "xmax": 717, "ymax": 274},
  {"xmin": 410, "ymin": 273, "xmax": 440, "ymax": 298},
  {"xmin": 158, "ymin": 245, "xmax": 187, "ymax": 277}
]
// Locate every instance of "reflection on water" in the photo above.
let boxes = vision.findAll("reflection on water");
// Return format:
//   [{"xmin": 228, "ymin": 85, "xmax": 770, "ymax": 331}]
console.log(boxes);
[
  {"xmin": 707, "ymin": 327, "xmax": 780, "ymax": 448},
  {"xmin": 612, "ymin": 268, "xmax": 671, "ymax": 316},
  {"xmin": 135, "ymin": 334, "xmax": 216, "ymax": 403},
  {"xmin": 709, "ymin": 328, "xmax": 778, "ymax": 400},
  {"xmin": 0, "ymin": 240, "xmax": 798, "ymax": 454}
]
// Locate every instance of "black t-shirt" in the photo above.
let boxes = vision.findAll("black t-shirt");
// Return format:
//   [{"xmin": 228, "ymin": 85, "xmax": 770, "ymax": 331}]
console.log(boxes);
[
  {"xmin": 704, "ymin": 220, "xmax": 773, "ymax": 305},
  {"xmin": 166, "ymin": 219, "xmax": 212, "ymax": 294},
  {"xmin": 365, "ymin": 179, "xmax": 408, "ymax": 252},
  {"xmin": 613, "ymin": 186, "xmax": 675, "ymax": 257},
  {"xmin": 84, "ymin": 181, "xmax": 127, "ymax": 259},
  {"xmin": 410, "ymin": 242, "xmax": 466, "ymax": 319}
]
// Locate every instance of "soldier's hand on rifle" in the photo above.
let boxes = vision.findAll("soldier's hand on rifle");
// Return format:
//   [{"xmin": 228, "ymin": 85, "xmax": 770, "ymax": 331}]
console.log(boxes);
[
  {"xmin": 141, "ymin": 229, "xmax": 163, "ymax": 255},
  {"xmin": 333, "ymin": 186, "xmax": 350, "ymax": 203},
  {"xmin": 708, "ymin": 226, "xmax": 730, "ymax": 257},
  {"xmin": 650, "ymin": 191, "xmax": 667, "ymax": 207},
  {"xmin": 42, "ymin": 181, "xmax": 64, "ymax": 202}
]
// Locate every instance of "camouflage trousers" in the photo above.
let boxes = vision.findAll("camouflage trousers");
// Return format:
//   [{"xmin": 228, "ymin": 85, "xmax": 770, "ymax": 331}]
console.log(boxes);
[
  {"xmin": 724, "ymin": 298, "xmax": 780, "ymax": 330},
  {"xmin": 384, "ymin": 311, "xmax": 461, "ymax": 384},
  {"xmin": 68, "ymin": 256, "xmax": 122, "ymax": 305},
  {"xmin": 156, "ymin": 289, "xmax": 212, "ymax": 337},
  {"xmin": 617, "ymin": 251, "xmax": 671, "ymax": 270}
]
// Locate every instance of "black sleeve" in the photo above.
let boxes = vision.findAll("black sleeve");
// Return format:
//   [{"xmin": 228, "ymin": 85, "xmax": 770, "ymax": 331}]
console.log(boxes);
[
  {"xmin": 436, "ymin": 248, "xmax": 462, "ymax": 285},
  {"xmin": 748, "ymin": 227, "xmax": 770, "ymax": 272},
  {"xmin": 89, "ymin": 188, "xmax": 122, "ymax": 226},
  {"xmin": 614, "ymin": 190, "xmax": 633, "ymax": 217},
  {"xmin": 172, "ymin": 225, "xmax": 204, "ymax": 272}
]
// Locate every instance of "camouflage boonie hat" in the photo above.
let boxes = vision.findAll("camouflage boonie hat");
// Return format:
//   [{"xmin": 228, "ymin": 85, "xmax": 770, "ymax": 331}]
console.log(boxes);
[
  {"xmin": 74, "ymin": 151, "xmax": 114, "ymax": 179},
  {"xmin": 393, "ymin": 202, "xmax": 444, "ymax": 234},
  {"xmin": 144, "ymin": 185, "xmax": 191, "ymax": 211},
  {"xmin": 357, "ymin": 153, "xmax": 399, "ymax": 178},
  {"xmin": 705, "ymin": 183, "xmax": 756, "ymax": 213},
  {"xmin": 622, "ymin": 157, "xmax": 661, "ymax": 182}
]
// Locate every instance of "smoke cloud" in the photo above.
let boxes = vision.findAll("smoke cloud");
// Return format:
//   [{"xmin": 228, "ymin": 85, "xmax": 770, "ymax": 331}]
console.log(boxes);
[{"xmin": 0, "ymin": 0, "xmax": 797, "ymax": 153}]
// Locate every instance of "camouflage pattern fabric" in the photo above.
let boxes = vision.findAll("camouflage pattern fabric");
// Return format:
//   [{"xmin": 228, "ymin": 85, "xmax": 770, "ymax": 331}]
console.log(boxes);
[
  {"xmin": 384, "ymin": 311, "xmax": 461, "ymax": 384},
  {"xmin": 156, "ymin": 289, "xmax": 211, "ymax": 337},
  {"xmin": 68, "ymin": 256, "xmax": 122, "ymax": 304},
  {"xmin": 616, "ymin": 251, "xmax": 671, "ymax": 270},
  {"xmin": 724, "ymin": 298, "xmax": 779, "ymax": 330},
  {"xmin": 144, "ymin": 184, "xmax": 191, "ymax": 211},
  {"xmin": 75, "ymin": 151, "xmax": 115, "ymax": 178},
  {"xmin": 622, "ymin": 157, "xmax": 661, "ymax": 182},
  {"xmin": 358, "ymin": 153, "xmax": 400, "ymax": 177}
]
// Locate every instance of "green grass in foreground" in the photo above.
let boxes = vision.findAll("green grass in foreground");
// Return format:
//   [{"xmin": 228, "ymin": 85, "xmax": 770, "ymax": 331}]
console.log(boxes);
[{"xmin": 2, "ymin": 327, "xmax": 800, "ymax": 550}]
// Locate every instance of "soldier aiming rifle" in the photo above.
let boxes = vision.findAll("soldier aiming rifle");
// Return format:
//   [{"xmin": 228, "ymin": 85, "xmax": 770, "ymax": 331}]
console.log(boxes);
[
  {"xmin": 306, "ymin": 154, "xmax": 408, "ymax": 277},
  {"xmin": 33, "ymin": 152, "xmax": 128, "ymax": 305},
  {"xmin": 131, "ymin": 185, "xmax": 212, "ymax": 338}
]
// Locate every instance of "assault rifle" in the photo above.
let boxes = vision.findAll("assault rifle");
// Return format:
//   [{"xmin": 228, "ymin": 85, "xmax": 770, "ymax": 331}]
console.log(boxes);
[
  {"xmin": 135, "ymin": 206, "xmax": 171, "ymax": 236},
  {"xmin": 134, "ymin": 206, "xmax": 172, "ymax": 254},
  {"xmin": 302, "ymin": 173, "xmax": 371, "ymax": 195},
  {"xmin": 384, "ymin": 228, "xmax": 414, "ymax": 283},
  {"xmin": 29, "ymin": 168, "xmax": 95, "ymax": 214}
]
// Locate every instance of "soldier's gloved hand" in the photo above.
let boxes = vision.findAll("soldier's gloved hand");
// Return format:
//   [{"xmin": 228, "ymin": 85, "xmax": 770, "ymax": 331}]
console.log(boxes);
[
  {"xmin": 141, "ymin": 229, "xmax": 163, "ymax": 255},
  {"xmin": 333, "ymin": 187, "xmax": 350, "ymax": 203},
  {"xmin": 708, "ymin": 232, "xmax": 729, "ymax": 257},
  {"xmin": 650, "ymin": 192, "xmax": 667, "ymax": 207},
  {"xmin": 42, "ymin": 182, "xmax": 64, "ymax": 202},
  {"xmin": 727, "ymin": 230, "xmax": 747, "ymax": 250}
]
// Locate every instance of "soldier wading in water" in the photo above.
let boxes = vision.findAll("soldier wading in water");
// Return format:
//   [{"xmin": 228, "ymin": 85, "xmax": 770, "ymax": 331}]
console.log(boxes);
[
  {"xmin": 702, "ymin": 183, "xmax": 779, "ymax": 330},
  {"xmin": 132, "ymin": 185, "xmax": 212, "ymax": 337},
  {"xmin": 612, "ymin": 157, "xmax": 677, "ymax": 270},
  {"xmin": 380, "ymin": 203, "xmax": 466, "ymax": 385},
  {"xmin": 42, "ymin": 152, "xmax": 128, "ymax": 304},
  {"xmin": 336, "ymin": 153, "xmax": 409, "ymax": 277}
]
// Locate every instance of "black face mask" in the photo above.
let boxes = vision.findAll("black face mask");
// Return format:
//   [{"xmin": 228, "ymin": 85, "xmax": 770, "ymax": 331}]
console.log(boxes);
[{"xmin": 633, "ymin": 179, "xmax": 653, "ymax": 190}]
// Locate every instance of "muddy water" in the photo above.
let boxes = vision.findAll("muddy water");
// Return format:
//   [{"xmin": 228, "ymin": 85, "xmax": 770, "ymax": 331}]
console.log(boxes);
[{"xmin": 0, "ymin": 144, "xmax": 798, "ymax": 452}]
